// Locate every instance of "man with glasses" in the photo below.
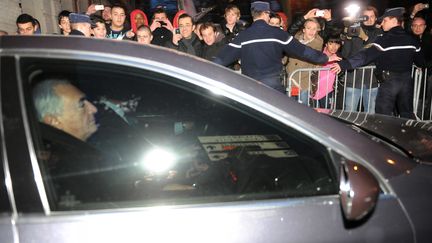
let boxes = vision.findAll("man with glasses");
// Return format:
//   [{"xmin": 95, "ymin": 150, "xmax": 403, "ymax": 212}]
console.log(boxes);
[
  {"xmin": 214, "ymin": 1, "xmax": 335, "ymax": 93},
  {"xmin": 408, "ymin": 3, "xmax": 432, "ymax": 119},
  {"xmin": 166, "ymin": 13, "xmax": 202, "ymax": 56}
]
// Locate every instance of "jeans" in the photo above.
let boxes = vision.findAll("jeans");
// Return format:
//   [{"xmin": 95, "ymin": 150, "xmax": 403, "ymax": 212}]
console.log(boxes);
[
  {"xmin": 298, "ymin": 90, "xmax": 310, "ymax": 105},
  {"xmin": 344, "ymin": 87, "xmax": 378, "ymax": 113}
]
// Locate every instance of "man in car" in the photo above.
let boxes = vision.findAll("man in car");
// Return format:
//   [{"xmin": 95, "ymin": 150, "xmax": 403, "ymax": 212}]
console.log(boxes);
[
  {"xmin": 32, "ymin": 79, "xmax": 123, "ymax": 204},
  {"xmin": 16, "ymin": 13, "xmax": 38, "ymax": 35},
  {"xmin": 32, "ymin": 79, "xmax": 98, "ymax": 142}
]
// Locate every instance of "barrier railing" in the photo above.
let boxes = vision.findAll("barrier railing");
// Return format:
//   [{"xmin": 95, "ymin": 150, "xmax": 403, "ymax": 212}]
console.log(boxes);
[{"xmin": 285, "ymin": 65, "xmax": 431, "ymax": 121}]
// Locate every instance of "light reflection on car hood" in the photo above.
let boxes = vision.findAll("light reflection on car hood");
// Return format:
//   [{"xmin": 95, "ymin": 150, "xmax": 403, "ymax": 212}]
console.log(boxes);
[{"xmin": 327, "ymin": 111, "xmax": 432, "ymax": 162}]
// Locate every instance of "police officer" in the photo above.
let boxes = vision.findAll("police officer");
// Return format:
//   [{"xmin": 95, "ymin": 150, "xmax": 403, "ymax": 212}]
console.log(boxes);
[
  {"xmin": 331, "ymin": 7, "xmax": 425, "ymax": 119},
  {"xmin": 214, "ymin": 1, "xmax": 339, "ymax": 93}
]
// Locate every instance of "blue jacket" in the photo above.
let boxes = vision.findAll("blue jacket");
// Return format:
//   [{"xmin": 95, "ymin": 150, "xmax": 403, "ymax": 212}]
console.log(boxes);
[{"xmin": 214, "ymin": 20, "xmax": 329, "ymax": 82}]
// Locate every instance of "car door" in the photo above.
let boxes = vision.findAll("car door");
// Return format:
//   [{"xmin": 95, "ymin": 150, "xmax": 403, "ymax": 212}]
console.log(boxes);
[{"xmin": 3, "ymin": 53, "xmax": 414, "ymax": 243}]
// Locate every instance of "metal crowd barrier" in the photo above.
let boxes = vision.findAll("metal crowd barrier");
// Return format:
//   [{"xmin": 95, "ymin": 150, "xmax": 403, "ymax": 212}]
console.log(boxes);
[{"xmin": 284, "ymin": 65, "xmax": 432, "ymax": 121}]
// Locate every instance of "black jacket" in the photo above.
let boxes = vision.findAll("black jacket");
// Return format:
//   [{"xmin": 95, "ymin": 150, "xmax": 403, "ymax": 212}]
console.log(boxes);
[
  {"xmin": 220, "ymin": 20, "xmax": 246, "ymax": 43},
  {"xmin": 341, "ymin": 25, "xmax": 383, "ymax": 88},
  {"xmin": 166, "ymin": 33, "xmax": 203, "ymax": 57},
  {"xmin": 151, "ymin": 27, "xmax": 173, "ymax": 47},
  {"xmin": 339, "ymin": 26, "xmax": 425, "ymax": 72},
  {"xmin": 201, "ymin": 38, "xmax": 227, "ymax": 61},
  {"xmin": 69, "ymin": 29, "xmax": 85, "ymax": 36}
]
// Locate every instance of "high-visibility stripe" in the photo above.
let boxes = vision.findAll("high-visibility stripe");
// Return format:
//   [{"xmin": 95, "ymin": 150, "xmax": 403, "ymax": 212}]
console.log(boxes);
[
  {"xmin": 372, "ymin": 43, "xmax": 422, "ymax": 52},
  {"xmin": 228, "ymin": 36, "xmax": 294, "ymax": 48}
]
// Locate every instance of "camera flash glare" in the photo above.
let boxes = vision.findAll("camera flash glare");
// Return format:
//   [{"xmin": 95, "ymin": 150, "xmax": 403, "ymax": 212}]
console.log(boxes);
[{"xmin": 345, "ymin": 4, "xmax": 361, "ymax": 17}]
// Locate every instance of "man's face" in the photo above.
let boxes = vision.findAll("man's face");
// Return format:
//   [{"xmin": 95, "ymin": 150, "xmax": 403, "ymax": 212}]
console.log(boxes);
[
  {"xmin": 411, "ymin": 18, "xmax": 426, "ymax": 36},
  {"xmin": 225, "ymin": 10, "xmax": 239, "ymax": 25},
  {"xmin": 135, "ymin": 13, "xmax": 145, "ymax": 28},
  {"xmin": 325, "ymin": 42, "xmax": 341, "ymax": 55},
  {"xmin": 269, "ymin": 17, "xmax": 281, "ymax": 28},
  {"xmin": 79, "ymin": 23, "xmax": 92, "ymax": 37},
  {"xmin": 153, "ymin": 13, "xmax": 168, "ymax": 22},
  {"xmin": 381, "ymin": 16, "xmax": 397, "ymax": 32},
  {"xmin": 17, "ymin": 22, "xmax": 36, "ymax": 35},
  {"xmin": 111, "ymin": 7, "xmax": 126, "ymax": 28},
  {"xmin": 92, "ymin": 22, "xmax": 107, "ymax": 38},
  {"xmin": 201, "ymin": 27, "xmax": 216, "ymax": 45},
  {"xmin": 59, "ymin": 16, "xmax": 71, "ymax": 35},
  {"xmin": 302, "ymin": 21, "xmax": 319, "ymax": 40},
  {"xmin": 362, "ymin": 10, "xmax": 376, "ymax": 26},
  {"xmin": 52, "ymin": 84, "xmax": 98, "ymax": 141},
  {"xmin": 137, "ymin": 29, "xmax": 153, "ymax": 44},
  {"xmin": 178, "ymin": 17, "xmax": 194, "ymax": 39}
]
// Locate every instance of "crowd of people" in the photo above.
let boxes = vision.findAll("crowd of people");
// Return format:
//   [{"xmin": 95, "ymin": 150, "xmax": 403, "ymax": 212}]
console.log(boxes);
[{"xmin": 2, "ymin": 1, "xmax": 431, "ymax": 119}]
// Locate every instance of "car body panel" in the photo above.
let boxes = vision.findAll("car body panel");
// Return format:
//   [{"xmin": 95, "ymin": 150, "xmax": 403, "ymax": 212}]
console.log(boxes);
[
  {"xmin": 0, "ymin": 36, "xmax": 431, "ymax": 242},
  {"xmin": 16, "ymin": 196, "xmax": 412, "ymax": 243}
]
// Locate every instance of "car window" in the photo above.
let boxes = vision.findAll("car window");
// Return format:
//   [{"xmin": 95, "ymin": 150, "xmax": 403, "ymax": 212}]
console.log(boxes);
[{"xmin": 21, "ymin": 58, "xmax": 338, "ymax": 211}]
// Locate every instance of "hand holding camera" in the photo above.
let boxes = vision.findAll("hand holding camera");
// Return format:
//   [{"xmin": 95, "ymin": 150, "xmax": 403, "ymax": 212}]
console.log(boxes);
[
  {"xmin": 172, "ymin": 29, "xmax": 182, "ymax": 45},
  {"xmin": 315, "ymin": 10, "xmax": 325, "ymax": 17},
  {"xmin": 358, "ymin": 27, "xmax": 368, "ymax": 41},
  {"xmin": 412, "ymin": 3, "xmax": 429, "ymax": 17}
]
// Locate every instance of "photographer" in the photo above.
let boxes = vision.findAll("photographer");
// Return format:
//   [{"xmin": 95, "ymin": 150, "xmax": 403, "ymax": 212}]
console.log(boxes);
[
  {"xmin": 341, "ymin": 6, "xmax": 382, "ymax": 113},
  {"xmin": 166, "ymin": 14, "xmax": 203, "ymax": 57},
  {"xmin": 288, "ymin": 8, "xmax": 337, "ymax": 41},
  {"xmin": 150, "ymin": 7, "xmax": 174, "ymax": 46}
]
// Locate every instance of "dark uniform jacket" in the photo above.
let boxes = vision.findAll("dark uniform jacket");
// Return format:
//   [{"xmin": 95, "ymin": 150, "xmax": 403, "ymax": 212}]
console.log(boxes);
[
  {"xmin": 339, "ymin": 26, "xmax": 424, "ymax": 72},
  {"xmin": 214, "ymin": 20, "xmax": 328, "ymax": 82},
  {"xmin": 69, "ymin": 29, "xmax": 85, "ymax": 36}
]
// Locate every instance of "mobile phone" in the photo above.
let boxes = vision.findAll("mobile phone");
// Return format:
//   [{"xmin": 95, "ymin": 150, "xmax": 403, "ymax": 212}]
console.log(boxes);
[
  {"xmin": 158, "ymin": 21, "xmax": 167, "ymax": 26},
  {"xmin": 95, "ymin": 5, "xmax": 104, "ymax": 11},
  {"xmin": 175, "ymin": 28, "xmax": 180, "ymax": 34},
  {"xmin": 424, "ymin": 3, "xmax": 430, "ymax": 9},
  {"xmin": 315, "ymin": 10, "xmax": 325, "ymax": 17}
]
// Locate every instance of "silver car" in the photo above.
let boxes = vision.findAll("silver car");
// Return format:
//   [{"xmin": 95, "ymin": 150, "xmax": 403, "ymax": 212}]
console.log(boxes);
[{"xmin": 0, "ymin": 35, "xmax": 431, "ymax": 243}]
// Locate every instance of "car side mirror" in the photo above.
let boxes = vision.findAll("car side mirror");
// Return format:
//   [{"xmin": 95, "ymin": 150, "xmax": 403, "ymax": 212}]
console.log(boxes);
[{"xmin": 339, "ymin": 160, "xmax": 379, "ymax": 221}]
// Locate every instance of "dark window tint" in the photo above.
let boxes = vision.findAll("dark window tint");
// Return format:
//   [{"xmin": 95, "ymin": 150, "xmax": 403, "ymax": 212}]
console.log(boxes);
[{"xmin": 21, "ymin": 58, "xmax": 337, "ymax": 211}]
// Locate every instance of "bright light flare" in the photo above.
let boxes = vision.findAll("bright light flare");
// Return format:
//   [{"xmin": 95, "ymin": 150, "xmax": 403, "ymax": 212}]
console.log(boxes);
[
  {"xmin": 345, "ymin": 4, "xmax": 360, "ymax": 17},
  {"xmin": 141, "ymin": 148, "xmax": 177, "ymax": 173}
]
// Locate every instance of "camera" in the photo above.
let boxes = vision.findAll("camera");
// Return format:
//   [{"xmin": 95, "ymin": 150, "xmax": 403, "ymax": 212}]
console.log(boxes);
[
  {"xmin": 157, "ymin": 21, "xmax": 166, "ymax": 26},
  {"xmin": 425, "ymin": 3, "xmax": 430, "ymax": 9},
  {"xmin": 315, "ymin": 10, "xmax": 325, "ymax": 17},
  {"xmin": 95, "ymin": 5, "xmax": 104, "ymax": 11},
  {"xmin": 343, "ymin": 15, "xmax": 368, "ymax": 37},
  {"xmin": 175, "ymin": 28, "xmax": 180, "ymax": 34}
]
